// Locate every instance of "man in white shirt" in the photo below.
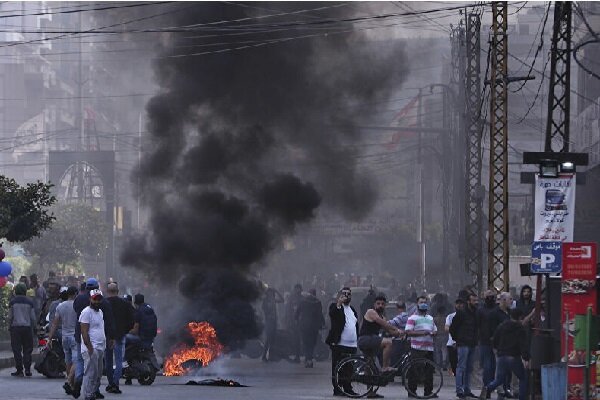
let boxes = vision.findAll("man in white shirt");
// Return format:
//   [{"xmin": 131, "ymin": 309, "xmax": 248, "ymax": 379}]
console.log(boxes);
[
  {"xmin": 445, "ymin": 298, "xmax": 465, "ymax": 376},
  {"xmin": 325, "ymin": 287, "xmax": 359, "ymax": 397},
  {"xmin": 80, "ymin": 289, "xmax": 106, "ymax": 400}
]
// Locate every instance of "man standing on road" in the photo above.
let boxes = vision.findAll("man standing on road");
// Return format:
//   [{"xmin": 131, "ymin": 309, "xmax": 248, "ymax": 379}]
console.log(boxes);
[
  {"xmin": 8, "ymin": 283, "xmax": 37, "ymax": 377},
  {"xmin": 285, "ymin": 283, "xmax": 304, "ymax": 363},
  {"xmin": 450, "ymin": 292, "xmax": 479, "ymax": 399},
  {"xmin": 80, "ymin": 289, "xmax": 106, "ymax": 400},
  {"xmin": 479, "ymin": 309, "xmax": 530, "ymax": 400},
  {"xmin": 489, "ymin": 292, "xmax": 514, "ymax": 398},
  {"xmin": 325, "ymin": 287, "xmax": 359, "ymax": 397},
  {"xmin": 445, "ymin": 298, "xmax": 465, "ymax": 376},
  {"xmin": 477, "ymin": 290, "xmax": 499, "ymax": 392},
  {"xmin": 48, "ymin": 286, "xmax": 79, "ymax": 395},
  {"xmin": 405, "ymin": 296, "xmax": 437, "ymax": 398},
  {"xmin": 296, "ymin": 288, "xmax": 325, "ymax": 368},
  {"xmin": 261, "ymin": 287, "xmax": 284, "ymax": 362},
  {"xmin": 104, "ymin": 283, "xmax": 135, "ymax": 394}
]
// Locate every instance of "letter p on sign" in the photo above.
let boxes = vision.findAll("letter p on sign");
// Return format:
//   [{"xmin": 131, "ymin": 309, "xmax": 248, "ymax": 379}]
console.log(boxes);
[{"xmin": 541, "ymin": 253, "xmax": 555, "ymax": 269}]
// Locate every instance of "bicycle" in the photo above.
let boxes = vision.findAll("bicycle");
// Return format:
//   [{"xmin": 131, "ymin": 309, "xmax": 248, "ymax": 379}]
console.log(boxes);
[{"xmin": 334, "ymin": 338, "xmax": 444, "ymax": 399}]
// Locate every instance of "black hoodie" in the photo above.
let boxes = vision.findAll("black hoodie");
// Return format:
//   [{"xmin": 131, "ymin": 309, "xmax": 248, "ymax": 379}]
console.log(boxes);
[{"xmin": 296, "ymin": 295, "xmax": 325, "ymax": 332}]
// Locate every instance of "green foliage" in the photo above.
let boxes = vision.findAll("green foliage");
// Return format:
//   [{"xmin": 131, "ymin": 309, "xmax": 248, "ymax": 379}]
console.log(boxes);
[
  {"xmin": 0, "ymin": 176, "xmax": 56, "ymax": 242},
  {"xmin": 23, "ymin": 204, "xmax": 109, "ymax": 271},
  {"xmin": 0, "ymin": 285, "xmax": 10, "ymax": 339},
  {"xmin": 5, "ymin": 256, "xmax": 31, "ymax": 280}
]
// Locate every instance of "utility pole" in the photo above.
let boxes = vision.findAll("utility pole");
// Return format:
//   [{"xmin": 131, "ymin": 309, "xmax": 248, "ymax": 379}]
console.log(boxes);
[
  {"xmin": 417, "ymin": 88, "xmax": 426, "ymax": 290},
  {"xmin": 487, "ymin": 2, "xmax": 536, "ymax": 292},
  {"xmin": 488, "ymin": 2, "xmax": 510, "ymax": 292},
  {"xmin": 464, "ymin": 11, "xmax": 483, "ymax": 291},
  {"xmin": 545, "ymin": 2, "xmax": 572, "ymax": 153}
]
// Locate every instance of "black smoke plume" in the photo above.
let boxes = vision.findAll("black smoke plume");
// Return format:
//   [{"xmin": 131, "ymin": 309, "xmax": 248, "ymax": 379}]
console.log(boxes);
[{"xmin": 122, "ymin": 2, "xmax": 408, "ymax": 348}]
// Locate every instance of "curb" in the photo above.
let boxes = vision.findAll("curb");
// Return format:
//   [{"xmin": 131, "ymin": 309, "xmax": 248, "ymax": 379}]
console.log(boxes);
[{"xmin": 0, "ymin": 354, "xmax": 42, "ymax": 371}]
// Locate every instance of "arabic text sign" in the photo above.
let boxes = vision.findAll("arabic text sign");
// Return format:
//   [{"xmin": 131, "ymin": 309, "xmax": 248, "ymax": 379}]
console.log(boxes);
[
  {"xmin": 534, "ymin": 174, "xmax": 575, "ymax": 242},
  {"xmin": 531, "ymin": 241, "xmax": 562, "ymax": 273},
  {"xmin": 561, "ymin": 242, "xmax": 597, "ymax": 400}
]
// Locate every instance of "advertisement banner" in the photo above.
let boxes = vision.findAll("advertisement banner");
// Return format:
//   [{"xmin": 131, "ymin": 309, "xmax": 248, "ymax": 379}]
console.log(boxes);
[
  {"xmin": 561, "ymin": 242, "xmax": 597, "ymax": 400},
  {"xmin": 534, "ymin": 174, "xmax": 576, "ymax": 242}
]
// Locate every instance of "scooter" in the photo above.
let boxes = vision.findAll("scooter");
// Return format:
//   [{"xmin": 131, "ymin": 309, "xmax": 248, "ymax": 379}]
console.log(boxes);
[{"xmin": 122, "ymin": 340, "xmax": 160, "ymax": 385}]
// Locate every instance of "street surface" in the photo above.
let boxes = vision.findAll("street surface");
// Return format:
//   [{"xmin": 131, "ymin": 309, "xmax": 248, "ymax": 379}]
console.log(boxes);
[{"xmin": 0, "ymin": 357, "xmax": 460, "ymax": 400}]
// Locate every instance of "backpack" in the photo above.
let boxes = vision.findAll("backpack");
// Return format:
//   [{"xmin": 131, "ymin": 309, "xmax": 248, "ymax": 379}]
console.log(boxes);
[{"xmin": 138, "ymin": 304, "xmax": 158, "ymax": 339}]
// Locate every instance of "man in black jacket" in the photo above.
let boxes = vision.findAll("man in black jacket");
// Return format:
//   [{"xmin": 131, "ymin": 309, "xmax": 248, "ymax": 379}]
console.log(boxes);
[
  {"xmin": 296, "ymin": 288, "xmax": 325, "ymax": 368},
  {"xmin": 479, "ymin": 309, "xmax": 530, "ymax": 400},
  {"xmin": 104, "ymin": 283, "xmax": 135, "ymax": 394},
  {"xmin": 325, "ymin": 287, "xmax": 359, "ymax": 397},
  {"xmin": 477, "ymin": 290, "xmax": 498, "ymax": 392},
  {"xmin": 450, "ymin": 292, "xmax": 478, "ymax": 399}
]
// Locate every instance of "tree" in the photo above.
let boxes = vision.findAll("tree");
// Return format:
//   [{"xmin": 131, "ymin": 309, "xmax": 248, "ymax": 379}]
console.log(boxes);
[
  {"xmin": 0, "ymin": 176, "xmax": 56, "ymax": 242},
  {"xmin": 23, "ymin": 204, "xmax": 108, "ymax": 273}
]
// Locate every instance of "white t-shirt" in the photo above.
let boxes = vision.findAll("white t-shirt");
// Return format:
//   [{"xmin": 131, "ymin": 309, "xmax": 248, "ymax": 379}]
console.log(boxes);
[
  {"xmin": 338, "ymin": 305, "xmax": 358, "ymax": 347},
  {"xmin": 445, "ymin": 312, "xmax": 456, "ymax": 346},
  {"xmin": 79, "ymin": 306, "xmax": 106, "ymax": 352}
]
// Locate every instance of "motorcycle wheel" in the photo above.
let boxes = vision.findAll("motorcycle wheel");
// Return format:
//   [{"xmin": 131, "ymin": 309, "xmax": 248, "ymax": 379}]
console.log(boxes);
[{"xmin": 138, "ymin": 370, "xmax": 156, "ymax": 386}]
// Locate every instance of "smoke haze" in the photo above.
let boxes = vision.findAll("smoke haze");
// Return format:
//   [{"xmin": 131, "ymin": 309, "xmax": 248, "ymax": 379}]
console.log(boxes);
[{"xmin": 121, "ymin": 2, "xmax": 409, "ymax": 348}]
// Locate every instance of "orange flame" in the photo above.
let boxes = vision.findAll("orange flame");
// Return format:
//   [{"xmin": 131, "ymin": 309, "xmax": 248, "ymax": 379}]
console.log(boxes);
[{"xmin": 163, "ymin": 322, "xmax": 224, "ymax": 376}]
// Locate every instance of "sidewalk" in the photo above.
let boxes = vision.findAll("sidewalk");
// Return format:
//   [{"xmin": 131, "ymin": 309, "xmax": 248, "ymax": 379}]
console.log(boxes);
[{"xmin": 0, "ymin": 349, "xmax": 42, "ymax": 371}]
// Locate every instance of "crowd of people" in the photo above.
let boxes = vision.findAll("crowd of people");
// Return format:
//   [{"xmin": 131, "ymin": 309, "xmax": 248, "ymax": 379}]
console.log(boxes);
[
  {"xmin": 259, "ymin": 277, "xmax": 537, "ymax": 400},
  {"xmin": 7, "ymin": 274, "xmax": 158, "ymax": 400}
]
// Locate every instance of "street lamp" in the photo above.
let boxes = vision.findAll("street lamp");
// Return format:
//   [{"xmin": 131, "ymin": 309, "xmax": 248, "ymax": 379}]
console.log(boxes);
[{"xmin": 539, "ymin": 159, "xmax": 559, "ymax": 178}]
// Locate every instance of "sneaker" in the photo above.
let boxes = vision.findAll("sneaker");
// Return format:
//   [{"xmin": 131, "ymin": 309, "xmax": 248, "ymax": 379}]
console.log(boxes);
[
  {"xmin": 457, "ymin": 393, "xmax": 466, "ymax": 399},
  {"xmin": 24, "ymin": 370, "xmax": 32, "ymax": 377},
  {"xmin": 112, "ymin": 387, "xmax": 122, "ymax": 394},
  {"xmin": 504, "ymin": 390, "xmax": 516, "ymax": 399},
  {"xmin": 10, "ymin": 370, "xmax": 24, "ymax": 377},
  {"xmin": 465, "ymin": 393, "xmax": 478, "ymax": 399},
  {"xmin": 366, "ymin": 393, "xmax": 384, "ymax": 399},
  {"xmin": 345, "ymin": 389, "xmax": 359, "ymax": 396},
  {"xmin": 479, "ymin": 387, "xmax": 488, "ymax": 400},
  {"xmin": 333, "ymin": 392, "xmax": 345, "ymax": 397},
  {"xmin": 94, "ymin": 391, "xmax": 105, "ymax": 399},
  {"xmin": 124, "ymin": 379, "xmax": 132, "ymax": 386},
  {"xmin": 63, "ymin": 383, "xmax": 73, "ymax": 395},
  {"xmin": 71, "ymin": 389, "xmax": 80, "ymax": 399}
]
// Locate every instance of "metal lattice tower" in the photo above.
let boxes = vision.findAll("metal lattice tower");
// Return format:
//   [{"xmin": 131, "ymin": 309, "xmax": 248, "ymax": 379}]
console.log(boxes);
[
  {"xmin": 464, "ymin": 12, "xmax": 483, "ymax": 291},
  {"xmin": 545, "ymin": 2, "xmax": 572, "ymax": 153},
  {"xmin": 487, "ymin": 2, "xmax": 509, "ymax": 292}
]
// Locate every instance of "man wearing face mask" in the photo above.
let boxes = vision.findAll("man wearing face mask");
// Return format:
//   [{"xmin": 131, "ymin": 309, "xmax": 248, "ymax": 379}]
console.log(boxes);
[
  {"xmin": 326, "ymin": 287, "xmax": 359, "ymax": 397},
  {"xmin": 477, "ymin": 290, "xmax": 499, "ymax": 395},
  {"xmin": 405, "ymin": 296, "xmax": 438, "ymax": 398}
]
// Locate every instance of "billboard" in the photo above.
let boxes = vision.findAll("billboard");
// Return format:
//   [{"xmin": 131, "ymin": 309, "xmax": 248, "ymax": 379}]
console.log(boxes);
[{"xmin": 534, "ymin": 174, "xmax": 576, "ymax": 242}]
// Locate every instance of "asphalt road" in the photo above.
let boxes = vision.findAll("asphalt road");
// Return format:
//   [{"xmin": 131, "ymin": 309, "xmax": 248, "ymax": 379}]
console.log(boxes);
[{"xmin": 0, "ymin": 357, "xmax": 460, "ymax": 400}]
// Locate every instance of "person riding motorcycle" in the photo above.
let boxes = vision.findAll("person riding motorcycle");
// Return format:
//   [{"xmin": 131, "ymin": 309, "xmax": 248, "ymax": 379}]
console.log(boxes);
[{"xmin": 123, "ymin": 294, "xmax": 158, "ymax": 385}]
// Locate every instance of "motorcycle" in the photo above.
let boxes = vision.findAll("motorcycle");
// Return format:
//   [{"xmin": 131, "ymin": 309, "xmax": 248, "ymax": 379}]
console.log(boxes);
[
  {"xmin": 34, "ymin": 321, "xmax": 66, "ymax": 378},
  {"xmin": 122, "ymin": 340, "xmax": 160, "ymax": 386}
]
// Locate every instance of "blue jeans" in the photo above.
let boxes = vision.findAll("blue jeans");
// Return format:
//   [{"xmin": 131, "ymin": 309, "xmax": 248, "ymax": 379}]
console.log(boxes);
[
  {"xmin": 75, "ymin": 342, "xmax": 84, "ymax": 385},
  {"xmin": 486, "ymin": 356, "xmax": 528, "ymax": 400},
  {"xmin": 105, "ymin": 337, "xmax": 125, "ymax": 387},
  {"xmin": 479, "ymin": 345, "xmax": 496, "ymax": 387},
  {"xmin": 455, "ymin": 345, "xmax": 476, "ymax": 395}
]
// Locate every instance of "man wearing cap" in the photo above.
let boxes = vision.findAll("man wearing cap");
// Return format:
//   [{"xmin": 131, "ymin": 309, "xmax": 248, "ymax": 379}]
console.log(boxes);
[
  {"xmin": 49, "ymin": 286, "xmax": 79, "ymax": 395},
  {"xmin": 80, "ymin": 289, "xmax": 106, "ymax": 400},
  {"xmin": 8, "ymin": 282, "xmax": 37, "ymax": 377},
  {"xmin": 73, "ymin": 278, "xmax": 115, "ymax": 399}
]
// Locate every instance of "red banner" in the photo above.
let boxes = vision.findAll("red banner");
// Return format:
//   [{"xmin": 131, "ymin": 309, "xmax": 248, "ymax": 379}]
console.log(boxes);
[{"xmin": 561, "ymin": 242, "xmax": 597, "ymax": 400}]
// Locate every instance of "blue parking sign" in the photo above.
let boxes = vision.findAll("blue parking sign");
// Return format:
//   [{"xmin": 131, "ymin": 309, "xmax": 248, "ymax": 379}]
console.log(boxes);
[{"xmin": 531, "ymin": 241, "xmax": 562, "ymax": 273}]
